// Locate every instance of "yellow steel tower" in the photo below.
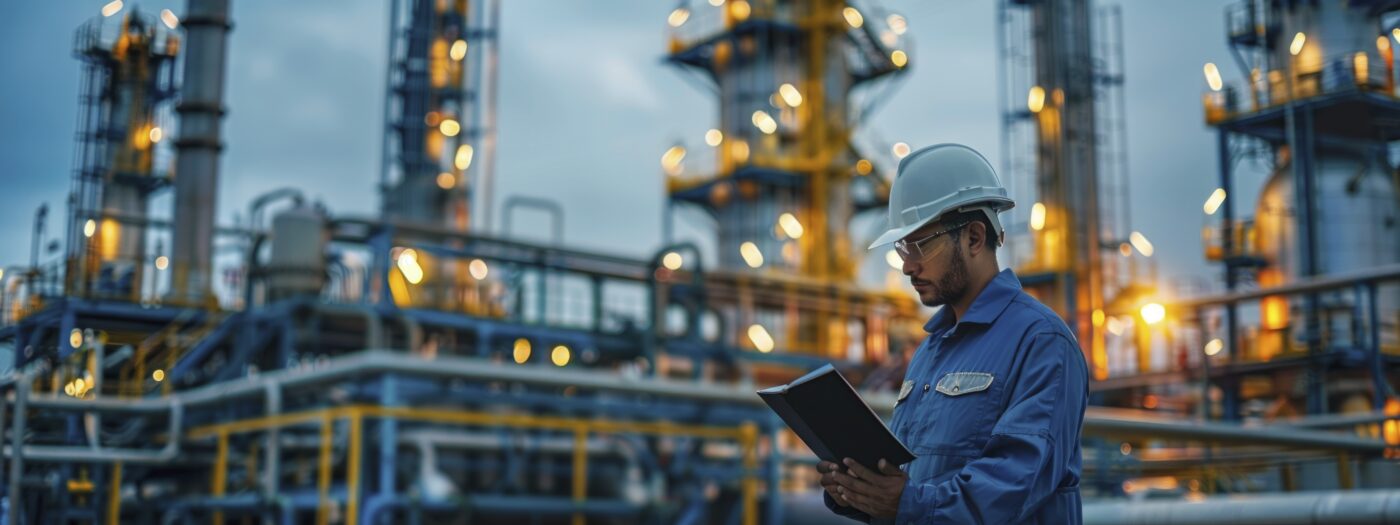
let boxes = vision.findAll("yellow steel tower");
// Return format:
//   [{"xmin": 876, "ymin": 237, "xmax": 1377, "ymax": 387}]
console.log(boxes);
[{"xmin": 664, "ymin": 0, "xmax": 915, "ymax": 367}]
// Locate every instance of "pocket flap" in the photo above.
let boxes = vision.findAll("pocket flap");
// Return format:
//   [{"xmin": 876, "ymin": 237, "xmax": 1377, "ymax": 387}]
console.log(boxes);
[{"xmin": 935, "ymin": 372, "xmax": 994, "ymax": 396}]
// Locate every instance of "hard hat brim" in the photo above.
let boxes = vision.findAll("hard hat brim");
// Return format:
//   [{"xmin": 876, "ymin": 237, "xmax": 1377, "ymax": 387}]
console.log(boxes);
[
  {"xmin": 867, "ymin": 197, "xmax": 1015, "ymax": 250},
  {"xmin": 867, "ymin": 216, "xmax": 936, "ymax": 250}
]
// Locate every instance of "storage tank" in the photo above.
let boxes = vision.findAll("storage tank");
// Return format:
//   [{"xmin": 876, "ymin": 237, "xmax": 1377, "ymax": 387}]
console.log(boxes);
[{"xmin": 265, "ymin": 206, "xmax": 327, "ymax": 301}]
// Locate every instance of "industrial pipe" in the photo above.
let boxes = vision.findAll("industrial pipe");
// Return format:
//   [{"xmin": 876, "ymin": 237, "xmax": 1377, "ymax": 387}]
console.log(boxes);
[{"xmin": 1083, "ymin": 490, "xmax": 1400, "ymax": 524}]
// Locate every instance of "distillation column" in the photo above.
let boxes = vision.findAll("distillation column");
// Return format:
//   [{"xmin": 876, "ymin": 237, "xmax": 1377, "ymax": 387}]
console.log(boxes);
[
  {"xmin": 69, "ymin": 9, "xmax": 180, "ymax": 301},
  {"xmin": 665, "ymin": 0, "xmax": 909, "ymax": 360}
]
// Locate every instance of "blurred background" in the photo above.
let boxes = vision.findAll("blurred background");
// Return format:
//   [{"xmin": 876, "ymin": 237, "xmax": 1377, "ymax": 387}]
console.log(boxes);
[{"xmin": 0, "ymin": 0, "xmax": 1397, "ymax": 523}]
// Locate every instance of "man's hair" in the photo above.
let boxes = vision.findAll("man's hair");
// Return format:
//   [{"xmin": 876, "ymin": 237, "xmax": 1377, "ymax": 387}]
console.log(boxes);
[{"xmin": 939, "ymin": 208, "xmax": 999, "ymax": 252}]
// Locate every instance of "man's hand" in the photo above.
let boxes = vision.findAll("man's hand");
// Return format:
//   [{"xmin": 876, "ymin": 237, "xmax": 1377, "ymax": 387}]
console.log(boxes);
[
  {"xmin": 816, "ymin": 461, "xmax": 850, "ymax": 507},
  {"xmin": 831, "ymin": 458, "xmax": 908, "ymax": 518}
]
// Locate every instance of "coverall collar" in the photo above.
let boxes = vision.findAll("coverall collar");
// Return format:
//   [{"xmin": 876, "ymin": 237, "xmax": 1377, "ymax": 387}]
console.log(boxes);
[{"xmin": 923, "ymin": 268, "xmax": 1021, "ymax": 333}]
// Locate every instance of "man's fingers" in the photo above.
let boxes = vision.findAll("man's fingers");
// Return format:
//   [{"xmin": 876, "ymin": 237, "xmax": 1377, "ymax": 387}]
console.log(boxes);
[
  {"xmin": 833, "ymin": 471, "xmax": 881, "ymax": 496},
  {"xmin": 843, "ymin": 458, "xmax": 877, "ymax": 479},
  {"xmin": 878, "ymin": 458, "xmax": 904, "ymax": 477},
  {"xmin": 843, "ymin": 491, "xmax": 875, "ymax": 515}
]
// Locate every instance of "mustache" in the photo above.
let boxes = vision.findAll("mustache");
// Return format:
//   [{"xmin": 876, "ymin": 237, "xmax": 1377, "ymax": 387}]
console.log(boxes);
[{"xmin": 910, "ymin": 278, "xmax": 932, "ymax": 286}]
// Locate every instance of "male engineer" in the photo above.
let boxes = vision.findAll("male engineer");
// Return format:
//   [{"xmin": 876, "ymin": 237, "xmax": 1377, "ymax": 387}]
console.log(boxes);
[{"xmin": 819, "ymin": 144, "xmax": 1088, "ymax": 524}]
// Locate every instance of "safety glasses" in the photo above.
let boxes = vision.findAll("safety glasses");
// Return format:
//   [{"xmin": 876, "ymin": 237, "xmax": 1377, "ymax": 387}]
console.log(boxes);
[{"xmin": 893, "ymin": 222, "xmax": 969, "ymax": 262}]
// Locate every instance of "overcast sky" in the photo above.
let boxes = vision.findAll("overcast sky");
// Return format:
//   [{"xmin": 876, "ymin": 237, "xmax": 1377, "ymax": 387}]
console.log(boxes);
[{"xmin": 0, "ymin": 1, "xmax": 1252, "ymax": 299}]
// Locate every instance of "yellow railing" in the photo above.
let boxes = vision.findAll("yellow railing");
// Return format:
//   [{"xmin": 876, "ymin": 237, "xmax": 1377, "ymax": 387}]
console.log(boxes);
[{"xmin": 188, "ymin": 405, "xmax": 761, "ymax": 525}]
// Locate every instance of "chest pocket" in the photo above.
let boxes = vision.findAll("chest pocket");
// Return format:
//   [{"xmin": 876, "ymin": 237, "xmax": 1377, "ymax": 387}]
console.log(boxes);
[{"xmin": 911, "ymin": 372, "xmax": 1000, "ymax": 458}]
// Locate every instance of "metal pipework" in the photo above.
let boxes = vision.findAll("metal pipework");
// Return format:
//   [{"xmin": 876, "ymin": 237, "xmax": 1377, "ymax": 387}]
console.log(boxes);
[
  {"xmin": 169, "ymin": 0, "xmax": 232, "ymax": 304},
  {"xmin": 1083, "ymin": 489, "xmax": 1400, "ymax": 525},
  {"xmin": 25, "ymin": 350, "xmax": 1387, "ymax": 453}
]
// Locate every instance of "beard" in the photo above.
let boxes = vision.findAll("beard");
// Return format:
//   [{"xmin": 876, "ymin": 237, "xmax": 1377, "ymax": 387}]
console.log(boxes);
[{"xmin": 919, "ymin": 242, "xmax": 970, "ymax": 308}]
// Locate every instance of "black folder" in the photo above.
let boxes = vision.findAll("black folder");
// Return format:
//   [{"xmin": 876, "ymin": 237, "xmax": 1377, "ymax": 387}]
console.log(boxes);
[{"xmin": 757, "ymin": 364, "xmax": 915, "ymax": 472}]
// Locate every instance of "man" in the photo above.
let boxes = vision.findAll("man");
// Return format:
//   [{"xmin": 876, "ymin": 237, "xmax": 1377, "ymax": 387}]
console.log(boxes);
[{"xmin": 818, "ymin": 144, "xmax": 1088, "ymax": 524}]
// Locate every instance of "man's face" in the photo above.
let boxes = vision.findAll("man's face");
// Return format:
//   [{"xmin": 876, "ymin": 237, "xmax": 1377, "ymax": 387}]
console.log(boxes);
[{"xmin": 898, "ymin": 221, "xmax": 970, "ymax": 308}]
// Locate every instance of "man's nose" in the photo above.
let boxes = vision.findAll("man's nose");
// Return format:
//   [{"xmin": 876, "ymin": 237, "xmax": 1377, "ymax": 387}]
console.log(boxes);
[{"xmin": 902, "ymin": 254, "xmax": 919, "ymax": 277}]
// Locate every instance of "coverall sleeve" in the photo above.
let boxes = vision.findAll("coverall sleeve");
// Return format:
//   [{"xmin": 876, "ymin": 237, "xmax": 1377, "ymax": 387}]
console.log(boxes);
[{"xmin": 894, "ymin": 332, "xmax": 1087, "ymax": 525}]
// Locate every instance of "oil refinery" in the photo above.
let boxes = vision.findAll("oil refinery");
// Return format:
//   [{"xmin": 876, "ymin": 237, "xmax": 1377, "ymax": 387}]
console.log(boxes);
[{"xmin": 0, "ymin": 0, "xmax": 1398, "ymax": 523}]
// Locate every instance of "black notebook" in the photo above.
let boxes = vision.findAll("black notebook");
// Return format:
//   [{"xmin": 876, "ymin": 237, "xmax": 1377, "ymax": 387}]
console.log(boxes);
[{"xmin": 757, "ymin": 364, "xmax": 915, "ymax": 471}]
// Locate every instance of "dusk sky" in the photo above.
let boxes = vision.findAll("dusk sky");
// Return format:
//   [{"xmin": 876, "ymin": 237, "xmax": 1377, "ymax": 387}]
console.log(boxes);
[{"xmin": 0, "ymin": 1, "xmax": 1249, "ymax": 300}]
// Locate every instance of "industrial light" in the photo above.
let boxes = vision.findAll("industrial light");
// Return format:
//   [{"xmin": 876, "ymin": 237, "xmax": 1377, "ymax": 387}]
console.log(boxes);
[
  {"xmin": 70, "ymin": 328, "xmax": 84, "ymax": 349},
  {"xmin": 662, "ymin": 252, "xmax": 683, "ymax": 270},
  {"xmin": 1204, "ymin": 338, "xmax": 1224, "ymax": 356},
  {"xmin": 513, "ymin": 339, "xmax": 531, "ymax": 363},
  {"xmin": 892, "ymin": 142, "xmax": 911, "ymax": 158},
  {"xmin": 153, "ymin": 369, "xmax": 166, "ymax": 382},
  {"xmin": 1393, "ymin": 28, "xmax": 1400, "ymax": 45},
  {"xmin": 1140, "ymin": 303, "xmax": 1166, "ymax": 325},
  {"xmin": 450, "ymin": 39, "xmax": 468, "ymax": 61},
  {"xmin": 705, "ymin": 129, "xmax": 723, "ymax": 146},
  {"xmin": 778, "ymin": 213, "xmax": 804, "ymax": 239},
  {"xmin": 160, "ymin": 9, "xmax": 179, "ymax": 29},
  {"xmin": 1203, "ymin": 188, "xmax": 1226, "ymax": 215},
  {"xmin": 101, "ymin": 0, "xmax": 123, "ymax": 17},
  {"xmin": 887, "ymin": 14, "xmax": 907, "ymax": 35},
  {"xmin": 83, "ymin": 219, "xmax": 96, "ymax": 238},
  {"xmin": 74, "ymin": 378, "xmax": 86, "ymax": 392},
  {"xmin": 148, "ymin": 126, "xmax": 163, "ymax": 143},
  {"xmin": 439, "ymin": 119, "xmax": 461, "ymax": 137},
  {"xmin": 1106, "ymin": 316, "xmax": 1125, "ymax": 336},
  {"xmin": 885, "ymin": 249, "xmax": 902, "ymax": 269},
  {"xmin": 778, "ymin": 83, "xmax": 803, "ymax": 106},
  {"xmin": 890, "ymin": 49, "xmax": 908, "ymax": 68},
  {"xmin": 1092, "ymin": 309, "xmax": 1105, "ymax": 328},
  {"xmin": 1129, "ymin": 231, "xmax": 1154, "ymax": 257},
  {"xmin": 469, "ymin": 259, "xmax": 489, "ymax": 280},
  {"xmin": 0, "ymin": 269, "xmax": 5, "ymax": 280},
  {"xmin": 661, "ymin": 145, "xmax": 686, "ymax": 174},
  {"xmin": 1028, "ymin": 85, "xmax": 1046, "ymax": 113},
  {"xmin": 709, "ymin": 0, "xmax": 724, "ymax": 6},
  {"xmin": 1203, "ymin": 62, "xmax": 1223, "ymax": 92},
  {"xmin": 730, "ymin": 0, "xmax": 751, "ymax": 21},
  {"xmin": 397, "ymin": 249, "xmax": 424, "ymax": 284},
  {"xmin": 1354, "ymin": 52, "xmax": 1369, "ymax": 84},
  {"xmin": 842, "ymin": 7, "xmax": 864, "ymax": 28},
  {"xmin": 668, "ymin": 7, "xmax": 690, "ymax": 27},
  {"xmin": 436, "ymin": 172, "xmax": 456, "ymax": 190},
  {"xmin": 455, "ymin": 144, "xmax": 474, "ymax": 170},
  {"xmin": 1290, "ymin": 32, "xmax": 1306, "ymax": 56},
  {"xmin": 1030, "ymin": 202, "xmax": 1047, "ymax": 231},
  {"xmin": 748, "ymin": 324, "xmax": 774, "ymax": 353},
  {"xmin": 730, "ymin": 140, "xmax": 751, "ymax": 163},
  {"xmin": 740, "ymin": 241, "xmax": 764, "ymax": 268},
  {"xmin": 551, "ymin": 345, "xmax": 571, "ymax": 366},
  {"xmin": 64, "ymin": 383, "xmax": 75, "ymax": 396},
  {"xmin": 1379, "ymin": 35, "xmax": 1391, "ymax": 53},
  {"xmin": 154, "ymin": 255, "xmax": 169, "ymax": 270},
  {"xmin": 751, "ymin": 110, "xmax": 777, "ymax": 134},
  {"xmin": 855, "ymin": 159, "xmax": 873, "ymax": 175}
]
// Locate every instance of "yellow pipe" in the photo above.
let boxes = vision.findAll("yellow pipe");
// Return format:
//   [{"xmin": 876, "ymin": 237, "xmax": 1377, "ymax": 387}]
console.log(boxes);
[
  {"xmin": 107, "ymin": 462, "xmax": 122, "ymax": 525},
  {"xmin": 212, "ymin": 431, "xmax": 228, "ymax": 525},
  {"xmin": 346, "ymin": 411, "xmax": 364, "ymax": 525},
  {"xmin": 572, "ymin": 424, "xmax": 588, "ymax": 525},
  {"xmin": 740, "ymin": 422, "xmax": 758, "ymax": 525},
  {"xmin": 317, "ymin": 414, "xmax": 332, "ymax": 525},
  {"xmin": 188, "ymin": 404, "xmax": 764, "ymax": 524}
]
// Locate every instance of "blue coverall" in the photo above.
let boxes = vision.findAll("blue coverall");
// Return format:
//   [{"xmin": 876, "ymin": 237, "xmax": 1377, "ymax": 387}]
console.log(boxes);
[{"xmin": 827, "ymin": 269, "xmax": 1089, "ymax": 524}]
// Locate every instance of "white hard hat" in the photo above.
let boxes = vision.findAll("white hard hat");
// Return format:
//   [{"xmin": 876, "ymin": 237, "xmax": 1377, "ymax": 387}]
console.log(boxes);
[{"xmin": 868, "ymin": 143, "xmax": 1015, "ymax": 249}]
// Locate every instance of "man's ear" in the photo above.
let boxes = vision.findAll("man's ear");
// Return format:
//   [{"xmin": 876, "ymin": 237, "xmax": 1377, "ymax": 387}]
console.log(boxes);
[{"xmin": 965, "ymin": 221, "xmax": 987, "ymax": 257}]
